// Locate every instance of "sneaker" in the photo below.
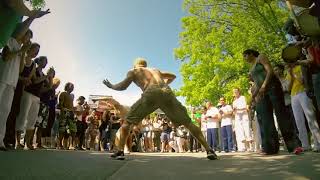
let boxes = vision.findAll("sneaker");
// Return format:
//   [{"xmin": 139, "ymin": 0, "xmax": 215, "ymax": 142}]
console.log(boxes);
[
  {"xmin": 77, "ymin": 147, "xmax": 85, "ymax": 151},
  {"xmin": 293, "ymin": 147, "xmax": 304, "ymax": 155},
  {"xmin": 110, "ymin": 151, "xmax": 125, "ymax": 160},
  {"xmin": 16, "ymin": 144, "xmax": 25, "ymax": 150},
  {"xmin": 6, "ymin": 144, "xmax": 15, "ymax": 151},
  {"xmin": 207, "ymin": 149, "xmax": 218, "ymax": 160},
  {"xmin": 36, "ymin": 145, "xmax": 45, "ymax": 149},
  {"xmin": 26, "ymin": 144, "xmax": 35, "ymax": 150}
]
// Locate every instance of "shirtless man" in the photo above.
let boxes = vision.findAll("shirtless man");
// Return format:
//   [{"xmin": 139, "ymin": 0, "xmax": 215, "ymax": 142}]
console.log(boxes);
[
  {"xmin": 57, "ymin": 82, "xmax": 75, "ymax": 149},
  {"xmin": 103, "ymin": 58, "xmax": 217, "ymax": 160}
]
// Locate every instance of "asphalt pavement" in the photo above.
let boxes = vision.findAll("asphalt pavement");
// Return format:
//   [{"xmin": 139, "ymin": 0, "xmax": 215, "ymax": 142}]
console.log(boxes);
[{"xmin": 0, "ymin": 150, "xmax": 319, "ymax": 180}]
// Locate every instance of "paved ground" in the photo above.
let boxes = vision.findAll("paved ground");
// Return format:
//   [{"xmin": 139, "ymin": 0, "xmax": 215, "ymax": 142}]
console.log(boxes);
[{"xmin": 0, "ymin": 150, "xmax": 319, "ymax": 180}]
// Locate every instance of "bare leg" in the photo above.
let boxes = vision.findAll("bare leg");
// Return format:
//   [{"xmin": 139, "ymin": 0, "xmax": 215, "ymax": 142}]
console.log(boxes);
[
  {"xmin": 90, "ymin": 134, "xmax": 96, "ymax": 150},
  {"xmin": 100, "ymin": 134, "xmax": 104, "ymax": 151},
  {"xmin": 58, "ymin": 132, "xmax": 63, "ymax": 149},
  {"xmin": 71, "ymin": 133, "xmax": 76, "ymax": 149},
  {"xmin": 148, "ymin": 136, "xmax": 153, "ymax": 152},
  {"xmin": 126, "ymin": 133, "xmax": 133, "ymax": 153},
  {"xmin": 114, "ymin": 121, "xmax": 133, "ymax": 151},
  {"xmin": 16, "ymin": 131, "xmax": 23, "ymax": 148},
  {"xmin": 111, "ymin": 121, "xmax": 133, "ymax": 160},
  {"xmin": 161, "ymin": 141, "xmax": 165, "ymax": 152},
  {"xmin": 63, "ymin": 134, "xmax": 69, "ymax": 149},
  {"xmin": 25, "ymin": 129, "xmax": 35, "ymax": 150}
]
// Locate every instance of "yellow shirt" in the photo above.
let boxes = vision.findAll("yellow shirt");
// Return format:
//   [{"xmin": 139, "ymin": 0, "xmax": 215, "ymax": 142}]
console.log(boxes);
[{"xmin": 286, "ymin": 65, "xmax": 305, "ymax": 96}]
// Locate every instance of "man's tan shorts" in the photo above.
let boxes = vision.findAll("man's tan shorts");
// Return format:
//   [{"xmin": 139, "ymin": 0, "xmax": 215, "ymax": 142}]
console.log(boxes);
[{"xmin": 126, "ymin": 87, "xmax": 191, "ymax": 126}]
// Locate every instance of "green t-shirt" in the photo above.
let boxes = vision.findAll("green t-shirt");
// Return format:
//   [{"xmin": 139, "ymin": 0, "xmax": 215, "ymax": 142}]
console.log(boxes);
[
  {"xmin": 190, "ymin": 113, "xmax": 201, "ymax": 127},
  {"xmin": 0, "ymin": 4, "xmax": 22, "ymax": 48}
]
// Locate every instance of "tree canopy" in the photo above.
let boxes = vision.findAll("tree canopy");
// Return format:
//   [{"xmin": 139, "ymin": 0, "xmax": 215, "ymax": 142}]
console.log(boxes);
[
  {"xmin": 26, "ymin": 0, "xmax": 46, "ymax": 9},
  {"xmin": 175, "ymin": 0, "xmax": 290, "ymax": 106}
]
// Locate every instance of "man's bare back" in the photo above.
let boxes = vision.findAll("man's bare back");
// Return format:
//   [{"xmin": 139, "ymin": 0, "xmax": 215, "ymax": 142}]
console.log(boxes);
[{"xmin": 131, "ymin": 67, "xmax": 176, "ymax": 91}]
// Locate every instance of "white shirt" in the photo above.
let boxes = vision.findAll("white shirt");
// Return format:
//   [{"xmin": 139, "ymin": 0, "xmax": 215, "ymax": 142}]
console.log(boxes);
[
  {"xmin": 153, "ymin": 121, "xmax": 161, "ymax": 128},
  {"xmin": 142, "ymin": 119, "xmax": 150, "ymax": 131},
  {"xmin": 176, "ymin": 127, "xmax": 184, "ymax": 137},
  {"xmin": 219, "ymin": 105, "xmax": 233, "ymax": 127},
  {"xmin": 200, "ymin": 113, "xmax": 207, "ymax": 131},
  {"xmin": 205, "ymin": 107, "xmax": 219, "ymax": 129},
  {"xmin": 0, "ymin": 38, "xmax": 21, "ymax": 88},
  {"xmin": 74, "ymin": 104, "xmax": 83, "ymax": 121},
  {"xmin": 233, "ymin": 96, "xmax": 247, "ymax": 114}
]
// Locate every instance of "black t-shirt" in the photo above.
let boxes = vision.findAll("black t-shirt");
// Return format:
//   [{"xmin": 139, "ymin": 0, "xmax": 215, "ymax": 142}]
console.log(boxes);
[
  {"xmin": 112, "ymin": 123, "xmax": 121, "ymax": 130},
  {"xmin": 111, "ymin": 116, "xmax": 121, "ymax": 130},
  {"xmin": 40, "ymin": 88, "xmax": 56, "ymax": 108},
  {"xmin": 25, "ymin": 68, "xmax": 45, "ymax": 97},
  {"xmin": 99, "ymin": 121, "xmax": 110, "ymax": 132},
  {"xmin": 20, "ymin": 62, "xmax": 34, "ymax": 78},
  {"xmin": 162, "ymin": 123, "xmax": 171, "ymax": 134}
]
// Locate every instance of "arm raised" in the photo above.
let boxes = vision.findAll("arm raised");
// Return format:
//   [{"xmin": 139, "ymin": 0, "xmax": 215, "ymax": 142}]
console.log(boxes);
[
  {"xmin": 103, "ymin": 70, "xmax": 134, "ymax": 91},
  {"xmin": 161, "ymin": 71, "xmax": 176, "ymax": 85}
]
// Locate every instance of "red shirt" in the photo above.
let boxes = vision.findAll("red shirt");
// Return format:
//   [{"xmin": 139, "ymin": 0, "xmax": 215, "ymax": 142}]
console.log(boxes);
[
  {"xmin": 308, "ymin": 46, "xmax": 320, "ymax": 65},
  {"xmin": 82, "ymin": 111, "xmax": 89, "ymax": 123}
]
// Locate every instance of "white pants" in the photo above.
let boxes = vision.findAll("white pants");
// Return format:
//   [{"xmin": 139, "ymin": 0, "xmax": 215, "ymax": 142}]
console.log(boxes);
[
  {"xmin": 16, "ymin": 91, "xmax": 40, "ymax": 131},
  {"xmin": 201, "ymin": 130, "xmax": 207, "ymax": 151},
  {"xmin": 169, "ymin": 137, "xmax": 186, "ymax": 153},
  {"xmin": 235, "ymin": 112, "xmax": 252, "ymax": 151},
  {"xmin": 169, "ymin": 140, "xmax": 178, "ymax": 152},
  {"xmin": 252, "ymin": 114, "xmax": 262, "ymax": 151},
  {"xmin": 0, "ymin": 83, "xmax": 15, "ymax": 147},
  {"xmin": 176, "ymin": 137, "xmax": 186, "ymax": 152},
  {"xmin": 291, "ymin": 92, "xmax": 320, "ymax": 150}
]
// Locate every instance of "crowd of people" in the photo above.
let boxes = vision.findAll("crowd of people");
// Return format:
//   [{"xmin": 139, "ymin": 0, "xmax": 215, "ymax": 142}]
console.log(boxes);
[
  {"xmin": 0, "ymin": 0, "xmax": 320, "ymax": 162},
  {"xmin": 242, "ymin": 1, "xmax": 320, "ymax": 155}
]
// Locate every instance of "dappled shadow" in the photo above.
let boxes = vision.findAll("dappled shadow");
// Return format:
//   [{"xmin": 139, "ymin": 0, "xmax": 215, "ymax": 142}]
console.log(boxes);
[
  {"xmin": 108, "ymin": 151, "xmax": 320, "ymax": 180},
  {"xmin": 0, "ymin": 150, "xmax": 319, "ymax": 180}
]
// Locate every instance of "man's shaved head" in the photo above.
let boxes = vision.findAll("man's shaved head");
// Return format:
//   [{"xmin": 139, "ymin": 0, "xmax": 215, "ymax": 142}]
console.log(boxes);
[{"xmin": 134, "ymin": 57, "xmax": 147, "ymax": 68}]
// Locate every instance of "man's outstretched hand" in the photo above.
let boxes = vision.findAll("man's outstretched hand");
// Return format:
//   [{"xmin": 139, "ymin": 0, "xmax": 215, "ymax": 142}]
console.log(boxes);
[
  {"xmin": 103, "ymin": 79, "xmax": 112, "ymax": 88},
  {"xmin": 32, "ymin": 9, "xmax": 51, "ymax": 19}
]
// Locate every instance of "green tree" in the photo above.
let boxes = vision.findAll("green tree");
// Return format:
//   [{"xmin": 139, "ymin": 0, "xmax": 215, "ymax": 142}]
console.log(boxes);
[
  {"xmin": 175, "ymin": 0, "xmax": 289, "ymax": 106},
  {"xmin": 26, "ymin": 0, "xmax": 46, "ymax": 9}
]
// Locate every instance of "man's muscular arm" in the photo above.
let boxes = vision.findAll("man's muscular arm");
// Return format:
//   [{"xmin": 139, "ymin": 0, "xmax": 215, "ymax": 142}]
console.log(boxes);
[
  {"xmin": 161, "ymin": 71, "xmax": 176, "ymax": 85},
  {"xmin": 103, "ymin": 70, "xmax": 134, "ymax": 91}
]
